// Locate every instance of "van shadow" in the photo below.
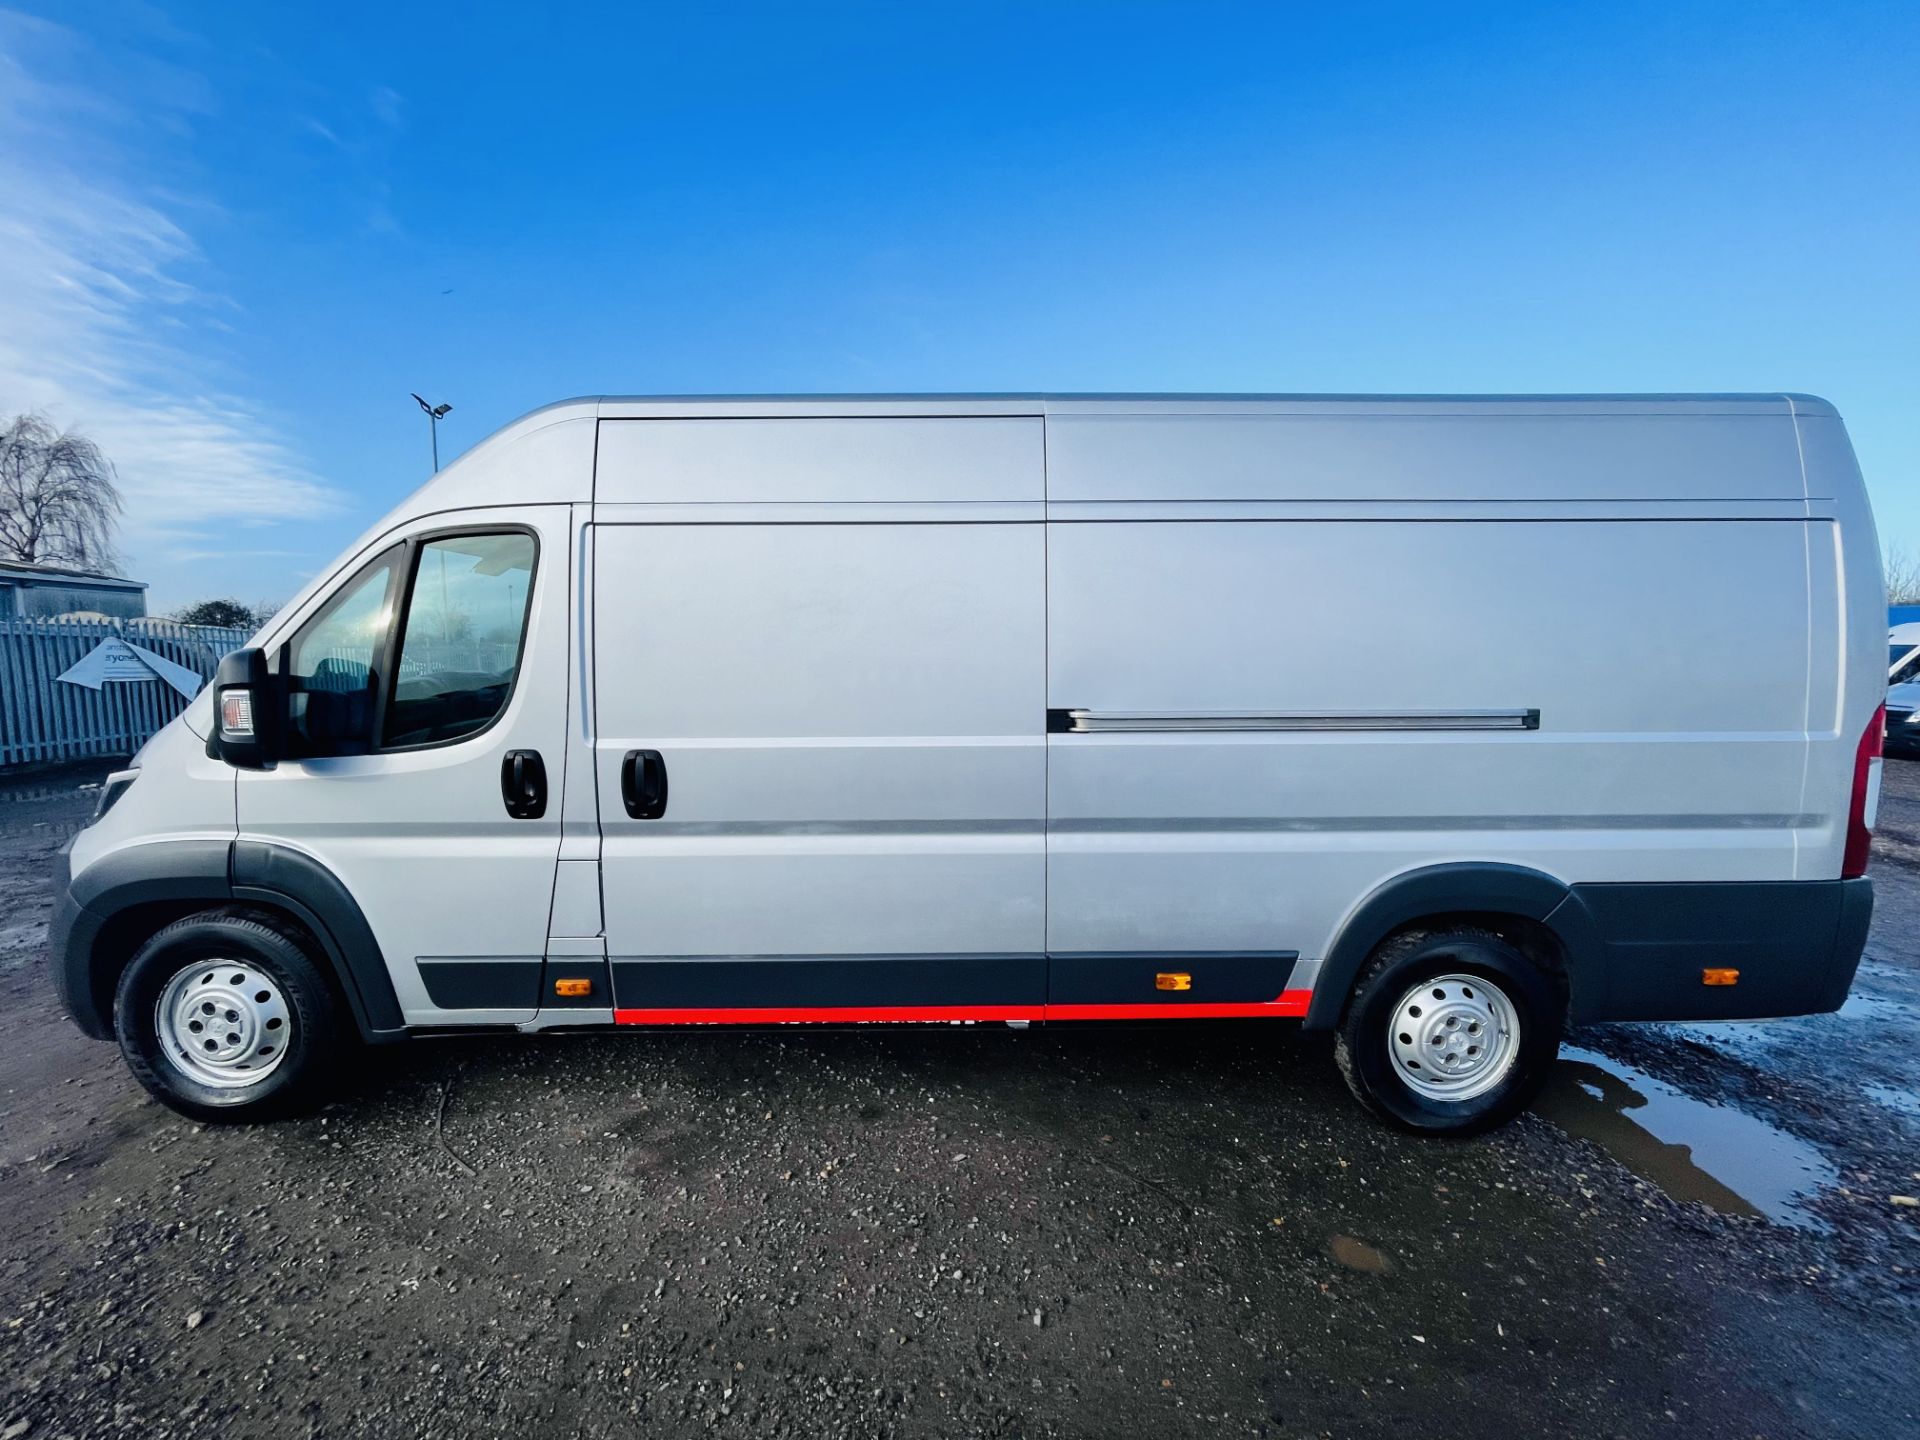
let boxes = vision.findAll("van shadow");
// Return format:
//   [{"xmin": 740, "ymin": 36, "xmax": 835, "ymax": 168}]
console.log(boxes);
[
  {"xmin": 341, "ymin": 1017, "xmax": 1358, "ymax": 1182},
  {"xmin": 352, "ymin": 1017, "xmax": 1347, "ymax": 1105}
]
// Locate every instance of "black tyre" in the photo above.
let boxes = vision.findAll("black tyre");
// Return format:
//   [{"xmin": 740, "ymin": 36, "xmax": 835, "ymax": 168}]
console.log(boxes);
[
  {"xmin": 114, "ymin": 908, "xmax": 347, "ymax": 1122},
  {"xmin": 1334, "ymin": 927, "xmax": 1563, "ymax": 1136}
]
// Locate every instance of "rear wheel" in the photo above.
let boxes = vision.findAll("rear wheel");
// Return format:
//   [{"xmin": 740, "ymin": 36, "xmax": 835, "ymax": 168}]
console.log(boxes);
[
  {"xmin": 114, "ymin": 909, "xmax": 346, "ymax": 1122},
  {"xmin": 1334, "ymin": 928, "xmax": 1562, "ymax": 1136}
]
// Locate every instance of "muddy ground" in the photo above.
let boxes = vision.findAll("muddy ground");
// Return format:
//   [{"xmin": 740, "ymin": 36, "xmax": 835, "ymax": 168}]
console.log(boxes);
[{"xmin": 0, "ymin": 763, "xmax": 1915, "ymax": 1438}]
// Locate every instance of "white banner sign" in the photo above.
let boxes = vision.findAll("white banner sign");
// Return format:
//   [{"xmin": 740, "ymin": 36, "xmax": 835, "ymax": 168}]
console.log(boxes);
[{"xmin": 55, "ymin": 638, "xmax": 204, "ymax": 701}]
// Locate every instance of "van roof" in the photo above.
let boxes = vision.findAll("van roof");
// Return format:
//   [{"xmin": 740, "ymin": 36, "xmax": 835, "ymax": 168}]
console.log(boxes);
[
  {"xmin": 459, "ymin": 391, "xmax": 1830, "ymax": 435},
  {"xmin": 559, "ymin": 391, "xmax": 1835, "ymax": 419},
  {"xmin": 409, "ymin": 391, "xmax": 1840, "ymax": 515},
  {"xmin": 401, "ymin": 392, "xmax": 1831, "ymax": 507}
]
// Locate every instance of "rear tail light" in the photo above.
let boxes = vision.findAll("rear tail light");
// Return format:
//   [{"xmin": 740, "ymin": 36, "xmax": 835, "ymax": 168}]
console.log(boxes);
[{"xmin": 1843, "ymin": 704, "xmax": 1884, "ymax": 879}]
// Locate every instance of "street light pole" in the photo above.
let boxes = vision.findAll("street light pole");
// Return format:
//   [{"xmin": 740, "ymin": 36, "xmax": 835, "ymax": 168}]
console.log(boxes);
[{"xmin": 410, "ymin": 393, "xmax": 453, "ymax": 472}]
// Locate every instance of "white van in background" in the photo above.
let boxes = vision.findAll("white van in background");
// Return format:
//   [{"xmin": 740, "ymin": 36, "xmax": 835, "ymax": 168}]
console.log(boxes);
[
  {"xmin": 1888, "ymin": 686, "xmax": 1920, "ymax": 757},
  {"xmin": 1891, "ymin": 622, "xmax": 1920, "ymax": 684},
  {"xmin": 1887, "ymin": 622, "xmax": 1920, "ymax": 756},
  {"xmin": 50, "ymin": 394, "xmax": 1885, "ymax": 1135}
]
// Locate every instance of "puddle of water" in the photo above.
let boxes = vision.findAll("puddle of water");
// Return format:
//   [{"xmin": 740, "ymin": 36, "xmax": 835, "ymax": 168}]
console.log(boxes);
[
  {"xmin": 1662, "ymin": 970, "xmax": 1916, "ymax": 1054},
  {"xmin": 0, "ymin": 780, "xmax": 96, "ymax": 805},
  {"xmin": 0, "ymin": 816, "xmax": 86, "ymax": 843},
  {"xmin": 1863, "ymin": 1083, "xmax": 1920, "ymax": 1120},
  {"xmin": 1836, "ymin": 986, "xmax": 1910, "ymax": 1021},
  {"xmin": 1664, "ymin": 1020, "xmax": 1795, "ymax": 1055},
  {"xmin": 1328, "ymin": 1234, "xmax": 1392, "ymax": 1274},
  {"xmin": 1533, "ymin": 1046, "xmax": 1835, "ymax": 1228}
]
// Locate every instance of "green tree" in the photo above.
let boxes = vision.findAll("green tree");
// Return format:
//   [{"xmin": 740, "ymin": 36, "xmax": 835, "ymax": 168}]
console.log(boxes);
[{"xmin": 174, "ymin": 598, "xmax": 260, "ymax": 629}]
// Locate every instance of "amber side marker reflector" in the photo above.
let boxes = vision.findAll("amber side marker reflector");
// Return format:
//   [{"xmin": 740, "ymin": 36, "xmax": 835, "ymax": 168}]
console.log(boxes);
[
  {"xmin": 554, "ymin": 977, "xmax": 593, "ymax": 998},
  {"xmin": 1155, "ymin": 972, "xmax": 1193, "ymax": 992},
  {"xmin": 1701, "ymin": 968, "xmax": 1739, "ymax": 987}
]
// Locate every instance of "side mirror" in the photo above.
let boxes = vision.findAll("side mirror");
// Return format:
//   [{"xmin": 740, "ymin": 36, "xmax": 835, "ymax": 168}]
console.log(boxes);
[{"xmin": 208, "ymin": 648, "xmax": 284, "ymax": 769}]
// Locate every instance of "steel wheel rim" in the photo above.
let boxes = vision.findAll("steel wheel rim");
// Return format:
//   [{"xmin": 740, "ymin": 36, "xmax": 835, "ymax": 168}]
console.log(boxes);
[
  {"xmin": 1386, "ymin": 971, "xmax": 1520, "ymax": 1103},
  {"xmin": 155, "ymin": 960, "xmax": 292, "ymax": 1089}
]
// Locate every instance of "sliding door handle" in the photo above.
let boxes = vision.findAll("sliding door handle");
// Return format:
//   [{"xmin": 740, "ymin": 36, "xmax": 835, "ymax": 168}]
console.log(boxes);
[{"xmin": 621, "ymin": 748, "xmax": 669, "ymax": 819}]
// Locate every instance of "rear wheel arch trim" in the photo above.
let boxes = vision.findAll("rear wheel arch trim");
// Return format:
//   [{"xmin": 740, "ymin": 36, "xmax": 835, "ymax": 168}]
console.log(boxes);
[{"xmin": 1303, "ymin": 862, "xmax": 1595, "ymax": 1030}]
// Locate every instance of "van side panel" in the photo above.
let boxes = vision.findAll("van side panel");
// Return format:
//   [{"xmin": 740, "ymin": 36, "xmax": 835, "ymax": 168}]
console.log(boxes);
[
  {"xmin": 1045, "ymin": 410, "xmax": 1807, "ymax": 503},
  {"xmin": 1045, "ymin": 514, "xmax": 1813, "ymax": 963},
  {"xmin": 595, "ymin": 416, "xmax": 1042, "ymax": 505},
  {"xmin": 593, "ymin": 520, "xmax": 1046, "ymax": 1004}
]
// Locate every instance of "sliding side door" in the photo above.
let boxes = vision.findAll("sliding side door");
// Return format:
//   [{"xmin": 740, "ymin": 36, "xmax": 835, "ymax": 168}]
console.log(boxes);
[{"xmin": 592, "ymin": 416, "xmax": 1047, "ymax": 1021}]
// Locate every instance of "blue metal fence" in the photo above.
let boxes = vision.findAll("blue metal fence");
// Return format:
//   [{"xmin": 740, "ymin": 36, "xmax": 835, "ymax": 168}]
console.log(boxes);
[{"xmin": 0, "ymin": 618, "xmax": 250, "ymax": 768}]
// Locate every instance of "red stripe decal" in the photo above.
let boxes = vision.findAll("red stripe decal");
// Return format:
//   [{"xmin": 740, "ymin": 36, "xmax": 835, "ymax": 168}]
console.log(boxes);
[
  {"xmin": 613, "ymin": 1004, "xmax": 1046, "ymax": 1026},
  {"xmin": 611, "ymin": 991, "xmax": 1312, "ymax": 1026},
  {"xmin": 1047, "ymin": 991, "xmax": 1312, "ymax": 1021}
]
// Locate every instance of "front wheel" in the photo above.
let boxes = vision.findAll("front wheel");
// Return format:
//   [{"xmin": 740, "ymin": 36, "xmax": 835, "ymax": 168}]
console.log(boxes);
[
  {"xmin": 114, "ymin": 908, "xmax": 347, "ymax": 1122},
  {"xmin": 1334, "ymin": 928, "xmax": 1563, "ymax": 1136}
]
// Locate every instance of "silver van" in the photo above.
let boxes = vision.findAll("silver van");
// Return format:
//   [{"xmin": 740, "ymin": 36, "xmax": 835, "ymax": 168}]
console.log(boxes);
[{"xmin": 50, "ymin": 394, "xmax": 1885, "ymax": 1134}]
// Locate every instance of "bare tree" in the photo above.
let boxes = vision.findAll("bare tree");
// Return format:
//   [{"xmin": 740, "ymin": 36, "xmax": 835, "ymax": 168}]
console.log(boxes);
[
  {"xmin": 0, "ymin": 413, "xmax": 124, "ymax": 572},
  {"xmin": 1888, "ymin": 543, "xmax": 1920, "ymax": 606}
]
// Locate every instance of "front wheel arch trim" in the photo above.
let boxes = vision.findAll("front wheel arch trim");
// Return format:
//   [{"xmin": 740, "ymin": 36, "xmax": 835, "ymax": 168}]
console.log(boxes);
[
  {"xmin": 230, "ymin": 840, "xmax": 407, "ymax": 1041},
  {"xmin": 67, "ymin": 840, "xmax": 407, "ymax": 1044}
]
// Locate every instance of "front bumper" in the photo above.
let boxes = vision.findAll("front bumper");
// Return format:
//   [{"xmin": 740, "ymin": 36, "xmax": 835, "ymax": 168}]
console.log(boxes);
[
  {"xmin": 48, "ymin": 840, "xmax": 114, "ymax": 1040},
  {"xmin": 1885, "ymin": 708, "xmax": 1920, "ymax": 755}
]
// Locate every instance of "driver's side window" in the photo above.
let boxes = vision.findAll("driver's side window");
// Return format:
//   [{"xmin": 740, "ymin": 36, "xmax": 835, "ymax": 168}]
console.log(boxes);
[
  {"xmin": 285, "ymin": 548, "xmax": 402, "ymax": 754},
  {"xmin": 281, "ymin": 531, "xmax": 537, "ymax": 756},
  {"xmin": 385, "ymin": 533, "xmax": 537, "ymax": 747}
]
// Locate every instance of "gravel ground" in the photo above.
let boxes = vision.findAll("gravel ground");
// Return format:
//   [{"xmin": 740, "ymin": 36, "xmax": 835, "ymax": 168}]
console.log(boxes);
[{"xmin": 1, "ymin": 761, "xmax": 1916, "ymax": 1439}]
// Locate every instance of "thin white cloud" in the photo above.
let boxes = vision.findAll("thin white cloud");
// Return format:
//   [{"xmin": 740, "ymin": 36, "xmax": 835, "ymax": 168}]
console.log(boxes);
[
  {"xmin": 369, "ymin": 84, "xmax": 404, "ymax": 130},
  {"xmin": 0, "ymin": 10, "xmax": 343, "ymax": 584}
]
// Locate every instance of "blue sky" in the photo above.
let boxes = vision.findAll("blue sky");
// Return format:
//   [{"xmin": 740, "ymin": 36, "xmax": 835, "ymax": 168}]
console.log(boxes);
[{"xmin": 3, "ymin": 0, "xmax": 1916, "ymax": 610}]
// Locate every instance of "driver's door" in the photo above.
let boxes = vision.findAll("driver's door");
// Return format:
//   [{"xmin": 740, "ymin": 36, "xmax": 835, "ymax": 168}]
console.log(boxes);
[{"xmin": 237, "ymin": 505, "xmax": 572, "ymax": 1024}]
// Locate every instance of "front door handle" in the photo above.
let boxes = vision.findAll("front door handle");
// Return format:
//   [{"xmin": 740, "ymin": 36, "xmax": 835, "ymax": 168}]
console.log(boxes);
[
  {"xmin": 621, "ymin": 748, "xmax": 668, "ymax": 819},
  {"xmin": 501, "ymin": 749, "xmax": 547, "ymax": 819}
]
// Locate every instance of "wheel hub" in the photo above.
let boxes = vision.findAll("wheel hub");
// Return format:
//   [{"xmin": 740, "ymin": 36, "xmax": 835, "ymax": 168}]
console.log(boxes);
[
  {"xmin": 1386, "ymin": 972, "xmax": 1520, "ymax": 1102},
  {"xmin": 155, "ymin": 961, "xmax": 292, "ymax": 1089}
]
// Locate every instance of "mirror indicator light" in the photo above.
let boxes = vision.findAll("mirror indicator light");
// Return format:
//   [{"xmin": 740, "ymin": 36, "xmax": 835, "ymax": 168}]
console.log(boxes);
[{"xmin": 220, "ymin": 689, "xmax": 254, "ymax": 738}]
